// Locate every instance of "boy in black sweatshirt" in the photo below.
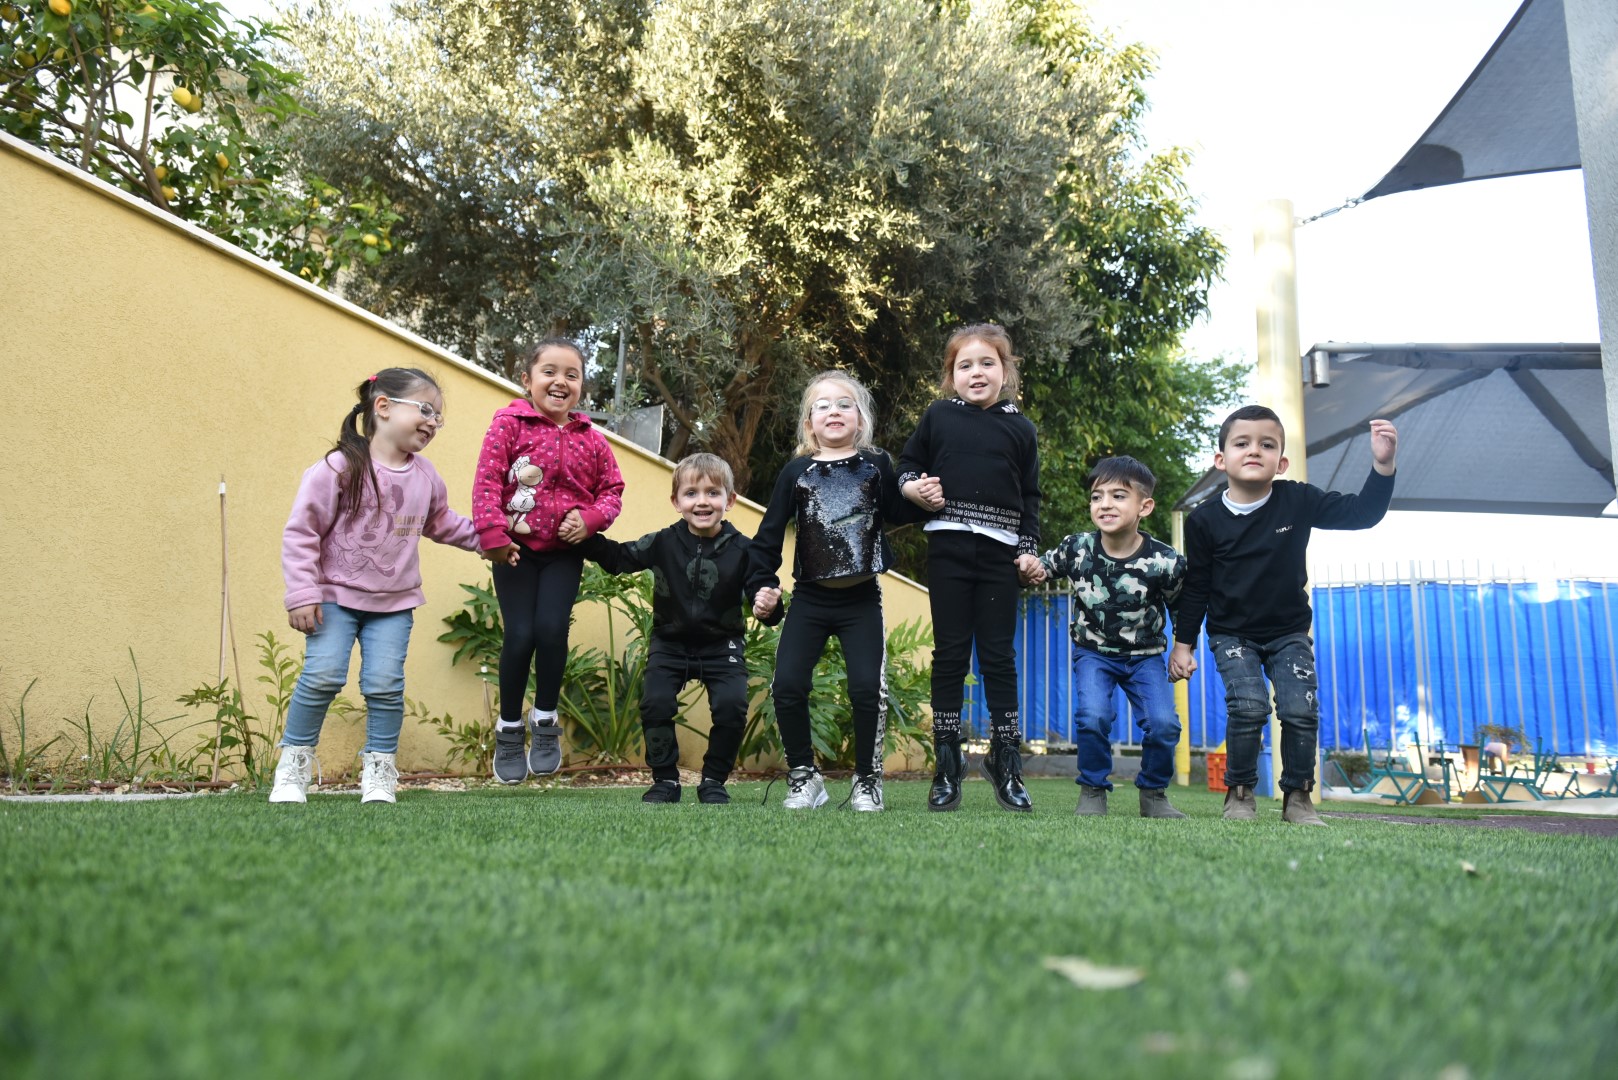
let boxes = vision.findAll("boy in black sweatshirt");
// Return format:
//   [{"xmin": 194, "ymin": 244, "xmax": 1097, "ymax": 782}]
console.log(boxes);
[
  {"xmin": 1168, "ymin": 406, "xmax": 1398, "ymax": 825},
  {"xmin": 584, "ymin": 453, "xmax": 781, "ymax": 804}
]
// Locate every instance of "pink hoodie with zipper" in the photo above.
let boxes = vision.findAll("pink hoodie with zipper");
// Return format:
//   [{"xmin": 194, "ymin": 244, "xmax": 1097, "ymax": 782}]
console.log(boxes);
[{"xmin": 472, "ymin": 399, "xmax": 625, "ymax": 552}]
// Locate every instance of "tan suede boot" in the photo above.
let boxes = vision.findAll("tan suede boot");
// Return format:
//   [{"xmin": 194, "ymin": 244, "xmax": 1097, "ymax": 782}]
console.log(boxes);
[
  {"xmin": 1222, "ymin": 784, "xmax": 1257, "ymax": 820},
  {"xmin": 1282, "ymin": 788, "xmax": 1327, "ymax": 826}
]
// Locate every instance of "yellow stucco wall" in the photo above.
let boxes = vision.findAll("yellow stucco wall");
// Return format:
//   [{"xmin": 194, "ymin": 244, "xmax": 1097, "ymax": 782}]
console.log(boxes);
[{"xmin": 1, "ymin": 135, "xmax": 931, "ymax": 776}]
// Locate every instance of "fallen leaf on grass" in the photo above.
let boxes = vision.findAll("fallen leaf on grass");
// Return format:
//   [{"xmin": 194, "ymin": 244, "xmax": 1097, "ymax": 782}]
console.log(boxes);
[{"xmin": 1041, "ymin": 956, "xmax": 1145, "ymax": 990}]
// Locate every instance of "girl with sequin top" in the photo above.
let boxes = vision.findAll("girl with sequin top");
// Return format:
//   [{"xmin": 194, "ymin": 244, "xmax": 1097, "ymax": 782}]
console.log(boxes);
[
  {"xmin": 899, "ymin": 324, "xmax": 1042, "ymax": 814},
  {"xmin": 747, "ymin": 371, "xmax": 910, "ymax": 812}
]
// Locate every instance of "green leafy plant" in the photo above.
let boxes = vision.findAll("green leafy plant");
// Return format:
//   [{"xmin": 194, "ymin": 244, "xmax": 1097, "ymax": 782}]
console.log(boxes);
[
  {"xmin": 0, "ymin": 0, "xmax": 399, "ymax": 285},
  {"xmin": 409, "ymin": 696, "xmax": 489, "ymax": 775},
  {"xmin": 556, "ymin": 566, "xmax": 662, "ymax": 765},
  {"xmin": 65, "ymin": 650, "xmax": 194, "ymax": 787},
  {"xmin": 1, "ymin": 677, "xmax": 63, "ymax": 793}
]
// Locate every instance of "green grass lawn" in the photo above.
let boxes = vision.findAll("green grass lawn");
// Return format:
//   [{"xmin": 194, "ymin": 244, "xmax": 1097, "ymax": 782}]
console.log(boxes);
[{"xmin": 2, "ymin": 780, "xmax": 1614, "ymax": 1079}]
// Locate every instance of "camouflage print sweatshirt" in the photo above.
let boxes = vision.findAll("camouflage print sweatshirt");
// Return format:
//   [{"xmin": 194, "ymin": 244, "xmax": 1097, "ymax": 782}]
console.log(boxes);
[{"xmin": 1037, "ymin": 531, "xmax": 1186, "ymax": 657}]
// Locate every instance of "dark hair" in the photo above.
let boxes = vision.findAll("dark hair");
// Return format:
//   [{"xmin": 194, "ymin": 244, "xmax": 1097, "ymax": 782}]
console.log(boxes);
[
  {"xmin": 1218, "ymin": 404, "xmax": 1284, "ymax": 450},
  {"xmin": 332, "ymin": 367, "xmax": 439, "ymax": 518},
  {"xmin": 941, "ymin": 323, "xmax": 1021, "ymax": 399},
  {"xmin": 518, "ymin": 337, "xmax": 587, "ymax": 379},
  {"xmin": 1086, "ymin": 455, "xmax": 1156, "ymax": 496}
]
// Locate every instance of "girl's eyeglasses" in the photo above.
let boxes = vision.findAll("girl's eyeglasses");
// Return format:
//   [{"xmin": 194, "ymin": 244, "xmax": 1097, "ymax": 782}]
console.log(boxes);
[
  {"xmin": 810, "ymin": 397, "xmax": 856, "ymax": 415},
  {"xmin": 385, "ymin": 397, "xmax": 446, "ymax": 426}
]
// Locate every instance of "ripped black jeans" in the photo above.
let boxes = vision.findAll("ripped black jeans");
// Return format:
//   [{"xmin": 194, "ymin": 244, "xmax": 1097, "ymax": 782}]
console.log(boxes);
[{"xmin": 1209, "ymin": 632, "xmax": 1319, "ymax": 793}]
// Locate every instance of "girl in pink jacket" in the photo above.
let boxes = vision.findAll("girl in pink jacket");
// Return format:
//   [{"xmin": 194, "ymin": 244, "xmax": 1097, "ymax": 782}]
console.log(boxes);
[
  {"xmin": 473, "ymin": 338, "xmax": 625, "ymax": 783},
  {"xmin": 274, "ymin": 367, "xmax": 510, "ymax": 806}
]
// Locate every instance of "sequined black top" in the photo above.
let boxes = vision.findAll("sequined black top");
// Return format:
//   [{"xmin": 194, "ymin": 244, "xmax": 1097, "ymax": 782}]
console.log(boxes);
[{"xmin": 746, "ymin": 449, "xmax": 909, "ymax": 592}]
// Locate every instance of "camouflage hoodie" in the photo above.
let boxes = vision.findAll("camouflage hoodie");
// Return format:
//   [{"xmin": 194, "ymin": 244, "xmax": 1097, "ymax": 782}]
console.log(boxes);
[{"xmin": 1037, "ymin": 531, "xmax": 1186, "ymax": 657}]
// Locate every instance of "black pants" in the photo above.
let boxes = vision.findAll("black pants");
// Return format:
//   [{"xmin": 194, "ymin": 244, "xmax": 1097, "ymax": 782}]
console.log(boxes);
[
  {"xmin": 642, "ymin": 639, "xmax": 751, "ymax": 783},
  {"xmin": 491, "ymin": 546, "xmax": 584, "ymax": 722},
  {"xmin": 771, "ymin": 579, "xmax": 887, "ymax": 777},
  {"xmin": 926, "ymin": 530, "xmax": 1021, "ymax": 744}
]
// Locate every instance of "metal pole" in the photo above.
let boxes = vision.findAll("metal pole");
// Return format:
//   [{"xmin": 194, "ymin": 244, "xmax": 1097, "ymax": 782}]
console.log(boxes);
[
  {"xmin": 613, "ymin": 321, "xmax": 628, "ymax": 418},
  {"xmin": 1328, "ymin": 565, "xmax": 1341, "ymax": 754},
  {"xmin": 1571, "ymin": 576, "xmax": 1592, "ymax": 759},
  {"xmin": 1540, "ymin": 578, "xmax": 1560, "ymax": 755},
  {"xmin": 1479, "ymin": 562, "xmax": 1496, "ymax": 737},
  {"xmin": 1509, "ymin": 575, "xmax": 1526, "ymax": 742},
  {"xmin": 1381, "ymin": 562, "xmax": 1397, "ymax": 755},
  {"xmin": 1172, "ymin": 509, "xmax": 1190, "ymax": 785},
  {"xmin": 1603, "ymin": 579, "xmax": 1616, "ymax": 755},
  {"xmin": 1445, "ymin": 559, "xmax": 1464, "ymax": 745},
  {"xmin": 1253, "ymin": 199, "xmax": 1307, "ymax": 481},
  {"xmin": 1355, "ymin": 563, "xmax": 1368, "ymax": 751}
]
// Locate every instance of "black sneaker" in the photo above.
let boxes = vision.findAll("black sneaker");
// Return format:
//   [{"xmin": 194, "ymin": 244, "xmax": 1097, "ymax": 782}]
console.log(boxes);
[
  {"xmin": 697, "ymin": 779, "xmax": 730, "ymax": 804},
  {"xmin": 642, "ymin": 779, "xmax": 682, "ymax": 804},
  {"xmin": 493, "ymin": 728, "xmax": 528, "ymax": 785}
]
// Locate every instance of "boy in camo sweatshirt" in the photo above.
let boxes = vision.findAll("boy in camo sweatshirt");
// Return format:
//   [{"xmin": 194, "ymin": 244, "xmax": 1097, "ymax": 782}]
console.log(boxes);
[{"xmin": 1027, "ymin": 456, "xmax": 1187, "ymax": 818}]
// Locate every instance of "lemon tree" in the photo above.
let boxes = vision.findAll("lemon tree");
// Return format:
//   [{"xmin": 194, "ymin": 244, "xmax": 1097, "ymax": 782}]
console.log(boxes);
[{"xmin": 0, "ymin": 0, "xmax": 397, "ymax": 284}]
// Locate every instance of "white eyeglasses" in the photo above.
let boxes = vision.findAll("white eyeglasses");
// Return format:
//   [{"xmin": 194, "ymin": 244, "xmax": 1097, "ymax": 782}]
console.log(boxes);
[
  {"xmin": 385, "ymin": 397, "xmax": 446, "ymax": 426},
  {"xmin": 810, "ymin": 397, "xmax": 856, "ymax": 415}
]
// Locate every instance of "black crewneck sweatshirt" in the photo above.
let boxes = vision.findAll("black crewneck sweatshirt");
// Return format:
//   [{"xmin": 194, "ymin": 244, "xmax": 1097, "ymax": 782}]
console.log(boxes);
[
  {"xmin": 897, "ymin": 398, "xmax": 1041, "ymax": 555},
  {"xmin": 1175, "ymin": 469, "xmax": 1395, "ymax": 645}
]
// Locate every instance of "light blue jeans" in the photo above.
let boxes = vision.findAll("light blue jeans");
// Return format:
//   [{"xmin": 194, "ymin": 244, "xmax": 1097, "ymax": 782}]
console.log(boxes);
[{"xmin": 282, "ymin": 603, "xmax": 414, "ymax": 754}]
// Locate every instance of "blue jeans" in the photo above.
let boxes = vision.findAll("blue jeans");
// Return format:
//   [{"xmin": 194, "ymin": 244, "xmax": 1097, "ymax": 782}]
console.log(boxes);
[
  {"xmin": 1072, "ymin": 649, "xmax": 1181, "ymax": 791},
  {"xmin": 1209, "ymin": 632, "xmax": 1318, "ymax": 793},
  {"xmin": 282, "ymin": 603, "xmax": 414, "ymax": 754}
]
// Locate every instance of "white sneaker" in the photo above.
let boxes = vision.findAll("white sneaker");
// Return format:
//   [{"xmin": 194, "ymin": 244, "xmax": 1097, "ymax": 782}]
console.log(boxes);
[
  {"xmin": 782, "ymin": 765, "xmax": 828, "ymax": 809},
  {"xmin": 849, "ymin": 773, "xmax": 884, "ymax": 812},
  {"xmin": 360, "ymin": 751, "xmax": 399, "ymax": 804},
  {"xmin": 269, "ymin": 745, "xmax": 317, "ymax": 804}
]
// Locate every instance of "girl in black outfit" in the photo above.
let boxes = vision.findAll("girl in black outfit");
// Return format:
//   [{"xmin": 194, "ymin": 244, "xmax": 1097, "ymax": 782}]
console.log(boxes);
[
  {"xmin": 748, "ymin": 371, "xmax": 909, "ymax": 812},
  {"xmin": 899, "ymin": 324, "xmax": 1042, "ymax": 812}
]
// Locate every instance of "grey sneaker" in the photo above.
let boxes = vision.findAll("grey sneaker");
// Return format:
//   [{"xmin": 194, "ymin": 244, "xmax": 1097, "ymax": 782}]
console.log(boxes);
[
  {"xmin": 1075, "ymin": 784, "xmax": 1109, "ymax": 816},
  {"xmin": 1223, "ymin": 784, "xmax": 1257, "ymax": 820},
  {"xmin": 360, "ymin": 751, "xmax": 399, "ymax": 804},
  {"xmin": 493, "ymin": 728, "xmax": 528, "ymax": 784},
  {"xmin": 1139, "ymin": 788, "xmax": 1186, "ymax": 819},
  {"xmin": 269, "ymin": 745, "xmax": 317, "ymax": 804},
  {"xmin": 849, "ymin": 774, "xmax": 884, "ymax": 812},
  {"xmin": 782, "ymin": 766, "xmax": 828, "ymax": 809},
  {"xmin": 528, "ymin": 718, "xmax": 563, "ymax": 776},
  {"xmin": 1282, "ymin": 788, "xmax": 1327, "ymax": 826}
]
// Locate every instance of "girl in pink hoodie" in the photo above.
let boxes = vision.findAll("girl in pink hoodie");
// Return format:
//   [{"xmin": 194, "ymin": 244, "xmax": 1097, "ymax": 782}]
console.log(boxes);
[
  {"xmin": 274, "ymin": 367, "xmax": 510, "ymax": 806},
  {"xmin": 473, "ymin": 338, "xmax": 625, "ymax": 783}
]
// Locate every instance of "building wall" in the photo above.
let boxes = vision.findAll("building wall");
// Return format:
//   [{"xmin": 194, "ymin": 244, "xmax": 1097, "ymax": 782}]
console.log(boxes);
[{"xmin": 0, "ymin": 135, "xmax": 931, "ymax": 775}]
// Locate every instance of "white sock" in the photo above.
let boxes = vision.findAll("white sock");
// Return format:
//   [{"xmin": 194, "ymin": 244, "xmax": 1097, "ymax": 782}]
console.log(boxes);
[
  {"xmin": 495, "ymin": 719, "xmax": 524, "ymax": 733},
  {"xmin": 530, "ymin": 708, "xmax": 558, "ymax": 727}
]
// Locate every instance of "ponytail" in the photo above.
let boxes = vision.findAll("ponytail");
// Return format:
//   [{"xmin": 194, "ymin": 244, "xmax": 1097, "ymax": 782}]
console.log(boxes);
[{"xmin": 330, "ymin": 367, "xmax": 440, "ymax": 519}]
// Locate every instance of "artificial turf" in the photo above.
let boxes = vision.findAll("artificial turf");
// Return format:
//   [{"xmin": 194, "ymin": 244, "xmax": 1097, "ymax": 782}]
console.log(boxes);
[{"xmin": 2, "ymin": 780, "xmax": 1614, "ymax": 1079}]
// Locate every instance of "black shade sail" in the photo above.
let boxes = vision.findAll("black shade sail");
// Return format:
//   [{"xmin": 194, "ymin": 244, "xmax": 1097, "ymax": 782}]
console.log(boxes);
[
  {"xmin": 1174, "ymin": 344, "xmax": 1613, "ymax": 517},
  {"xmin": 1363, "ymin": 0, "xmax": 1581, "ymax": 200}
]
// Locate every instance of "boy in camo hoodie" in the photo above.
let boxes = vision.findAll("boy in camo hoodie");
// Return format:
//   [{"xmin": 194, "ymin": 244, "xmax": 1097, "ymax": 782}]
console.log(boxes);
[{"xmin": 1026, "ymin": 456, "xmax": 1187, "ymax": 818}]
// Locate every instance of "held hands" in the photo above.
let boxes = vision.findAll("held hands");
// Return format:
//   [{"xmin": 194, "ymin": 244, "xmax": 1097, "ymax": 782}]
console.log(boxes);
[
  {"xmin": 288, "ymin": 605, "xmax": 323, "ymax": 634},
  {"xmin": 557, "ymin": 509, "xmax": 588, "ymax": 544},
  {"xmin": 752, "ymin": 586, "xmax": 782, "ymax": 620},
  {"xmin": 1369, "ymin": 418, "xmax": 1398, "ymax": 475},
  {"xmin": 902, "ymin": 473, "xmax": 945, "ymax": 511},
  {"xmin": 1167, "ymin": 642, "xmax": 1197, "ymax": 682},
  {"xmin": 482, "ymin": 543, "xmax": 522, "ymax": 567},
  {"xmin": 1015, "ymin": 554, "xmax": 1046, "ymax": 586}
]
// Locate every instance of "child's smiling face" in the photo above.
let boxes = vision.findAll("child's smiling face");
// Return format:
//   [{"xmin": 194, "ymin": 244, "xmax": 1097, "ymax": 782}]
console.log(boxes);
[
  {"xmin": 951, "ymin": 338, "xmax": 1005, "ymax": 407},
  {"xmin": 1089, "ymin": 477, "xmax": 1153, "ymax": 539},
  {"xmin": 373, "ymin": 383, "xmax": 445, "ymax": 456},
  {"xmin": 671, "ymin": 472, "xmax": 735, "ymax": 537},
  {"xmin": 806, "ymin": 379, "xmax": 860, "ymax": 451},
  {"xmin": 522, "ymin": 346, "xmax": 583, "ymax": 422},
  {"xmin": 1216, "ymin": 418, "xmax": 1288, "ymax": 493}
]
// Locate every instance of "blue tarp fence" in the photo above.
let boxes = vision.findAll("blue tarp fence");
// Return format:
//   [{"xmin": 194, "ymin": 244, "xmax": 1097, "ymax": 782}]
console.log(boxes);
[{"xmin": 961, "ymin": 579, "xmax": 1618, "ymax": 759}]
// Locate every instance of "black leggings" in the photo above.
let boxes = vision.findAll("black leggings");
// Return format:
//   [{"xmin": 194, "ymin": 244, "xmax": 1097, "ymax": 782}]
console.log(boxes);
[
  {"xmin": 642, "ymin": 642, "xmax": 750, "ymax": 783},
  {"xmin": 771, "ymin": 579, "xmax": 887, "ymax": 776},
  {"xmin": 926, "ymin": 530, "xmax": 1021, "ymax": 743},
  {"xmin": 491, "ymin": 546, "xmax": 584, "ymax": 722}
]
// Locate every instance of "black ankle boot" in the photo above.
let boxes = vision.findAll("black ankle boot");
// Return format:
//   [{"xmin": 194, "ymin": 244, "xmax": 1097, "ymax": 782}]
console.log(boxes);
[
  {"xmin": 927, "ymin": 736, "xmax": 964, "ymax": 812},
  {"xmin": 981, "ymin": 739, "xmax": 1032, "ymax": 812}
]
